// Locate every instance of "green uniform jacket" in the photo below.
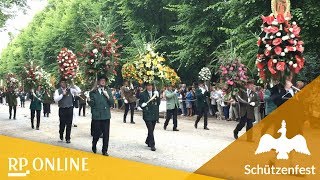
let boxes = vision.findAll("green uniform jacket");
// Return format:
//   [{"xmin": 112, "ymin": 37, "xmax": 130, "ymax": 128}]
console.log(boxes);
[
  {"xmin": 165, "ymin": 90, "xmax": 179, "ymax": 110},
  {"xmin": 88, "ymin": 88, "xmax": 114, "ymax": 120},
  {"xmin": 139, "ymin": 90, "xmax": 160, "ymax": 122},
  {"xmin": 5, "ymin": 91, "xmax": 18, "ymax": 106},
  {"xmin": 195, "ymin": 88, "xmax": 210, "ymax": 111},
  {"xmin": 29, "ymin": 92, "xmax": 42, "ymax": 111}
]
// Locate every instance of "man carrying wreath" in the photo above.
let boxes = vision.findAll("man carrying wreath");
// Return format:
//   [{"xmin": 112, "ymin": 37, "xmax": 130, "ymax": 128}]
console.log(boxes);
[
  {"xmin": 88, "ymin": 75, "xmax": 114, "ymax": 156},
  {"xmin": 54, "ymin": 78, "xmax": 81, "ymax": 144},
  {"xmin": 194, "ymin": 81, "xmax": 210, "ymax": 130},
  {"xmin": 139, "ymin": 82, "xmax": 160, "ymax": 151}
]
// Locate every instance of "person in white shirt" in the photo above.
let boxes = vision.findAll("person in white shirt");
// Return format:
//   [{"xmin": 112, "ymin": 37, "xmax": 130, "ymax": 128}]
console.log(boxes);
[{"xmin": 53, "ymin": 78, "xmax": 81, "ymax": 143}]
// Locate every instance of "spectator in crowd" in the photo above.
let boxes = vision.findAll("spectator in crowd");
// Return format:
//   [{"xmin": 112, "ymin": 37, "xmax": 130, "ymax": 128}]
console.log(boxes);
[
  {"xmin": 210, "ymin": 86, "xmax": 218, "ymax": 117},
  {"xmin": 258, "ymin": 86, "xmax": 265, "ymax": 119},
  {"xmin": 264, "ymin": 84, "xmax": 277, "ymax": 116},
  {"xmin": 215, "ymin": 87, "xmax": 224, "ymax": 119},
  {"xmin": 191, "ymin": 86, "xmax": 197, "ymax": 116},
  {"xmin": 221, "ymin": 89, "xmax": 230, "ymax": 120},
  {"xmin": 186, "ymin": 87, "xmax": 194, "ymax": 117},
  {"xmin": 0, "ymin": 89, "xmax": 3, "ymax": 104},
  {"xmin": 179, "ymin": 84, "xmax": 187, "ymax": 116},
  {"xmin": 253, "ymin": 86, "xmax": 262, "ymax": 123},
  {"xmin": 229, "ymin": 95, "xmax": 239, "ymax": 121}
]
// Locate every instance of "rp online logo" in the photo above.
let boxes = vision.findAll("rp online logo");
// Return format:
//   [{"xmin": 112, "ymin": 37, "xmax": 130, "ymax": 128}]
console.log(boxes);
[
  {"xmin": 7, "ymin": 158, "xmax": 30, "ymax": 177},
  {"xmin": 255, "ymin": 120, "xmax": 311, "ymax": 159}
]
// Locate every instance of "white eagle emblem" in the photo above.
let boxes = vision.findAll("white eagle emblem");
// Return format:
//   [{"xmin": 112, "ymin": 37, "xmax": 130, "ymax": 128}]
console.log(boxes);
[{"xmin": 255, "ymin": 120, "xmax": 310, "ymax": 159}]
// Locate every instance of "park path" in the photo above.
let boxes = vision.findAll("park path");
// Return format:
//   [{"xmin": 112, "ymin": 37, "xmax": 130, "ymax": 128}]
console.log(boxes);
[{"xmin": 0, "ymin": 101, "xmax": 243, "ymax": 172}]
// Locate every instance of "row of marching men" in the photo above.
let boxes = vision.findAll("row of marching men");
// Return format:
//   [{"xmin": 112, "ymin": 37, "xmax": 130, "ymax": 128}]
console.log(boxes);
[
  {"xmin": 52, "ymin": 76, "xmax": 163, "ymax": 156},
  {"xmin": 2, "ymin": 76, "xmax": 218, "ymax": 156}
]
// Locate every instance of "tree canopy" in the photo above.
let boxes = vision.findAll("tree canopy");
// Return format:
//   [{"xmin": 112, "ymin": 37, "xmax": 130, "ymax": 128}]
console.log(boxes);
[{"xmin": 1, "ymin": 0, "xmax": 319, "ymax": 87}]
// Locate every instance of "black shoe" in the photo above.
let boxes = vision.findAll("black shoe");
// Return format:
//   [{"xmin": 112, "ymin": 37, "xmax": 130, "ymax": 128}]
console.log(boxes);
[
  {"xmin": 31, "ymin": 125, "xmax": 34, "ymax": 129},
  {"xmin": 164, "ymin": 125, "xmax": 167, "ymax": 130},
  {"xmin": 13, "ymin": 117, "xmax": 16, "ymax": 120},
  {"xmin": 73, "ymin": 124, "xmax": 77, "ymax": 127},
  {"xmin": 9, "ymin": 116, "xmax": 11, "ymax": 119},
  {"xmin": 36, "ymin": 127, "xmax": 39, "ymax": 130},
  {"xmin": 130, "ymin": 121, "xmax": 135, "ymax": 124},
  {"xmin": 233, "ymin": 130, "xmax": 238, "ymax": 139},
  {"xmin": 123, "ymin": 120, "xmax": 126, "ymax": 123},
  {"xmin": 194, "ymin": 123, "xmax": 198, "ymax": 129},
  {"xmin": 66, "ymin": 140, "xmax": 71, "ymax": 144},
  {"xmin": 173, "ymin": 128, "xmax": 179, "ymax": 131},
  {"xmin": 145, "ymin": 141, "xmax": 151, "ymax": 147},
  {"xmin": 92, "ymin": 146, "xmax": 97, "ymax": 153},
  {"xmin": 60, "ymin": 134, "xmax": 63, "ymax": 141},
  {"xmin": 204, "ymin": 127, "xmax": 210, "ymax": 130},
  {"xmin": 102, "ymin": 152, "xmax": 109, "ymax": 156},
  {"xmin": 151, "ymin": 146, "xmax": 156, "ymax": 151}
]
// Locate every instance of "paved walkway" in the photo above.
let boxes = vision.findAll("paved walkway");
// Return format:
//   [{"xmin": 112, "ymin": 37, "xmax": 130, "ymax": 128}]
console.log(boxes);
[{"xmin": 0, "ymin": 101, "xmax": 244, "ymax": 172}]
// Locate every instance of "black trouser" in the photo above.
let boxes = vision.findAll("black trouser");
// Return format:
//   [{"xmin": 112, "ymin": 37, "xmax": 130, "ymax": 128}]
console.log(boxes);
[
  {"xmin": 31, "ymin": 109, "xmax": 41, "ymax": 128},
  {"xmin": 20, "ymin": 100, "xmax": 25, "ymax": 108},
  {"xmin": 58, "ymin": 107, "xmax": 73, "ymax": 141},
  {"xmin": 92, "ymin": 120, "xmax": 110, "ymax": 153},
  {"xmin": 145, "ymin": 121, "xmax": 156, "ymax": 147},
  {"xmin": 164, "ymin": 106, "xmax": 178, "ymax": 129},
  {"xmin": 79, "ymin": 104, "xmax": 86, "ymax": 116},
  {"xmin": 43, "ymin": 103, "xmax": 51, "ymax": 116},
  {"xmin": 9, "ymin": 106, "xmax": 16, "ymax": 119},
  {"xmin": 195, "ymin": 107, "xmax": 208, "ymax": 128},
  {"xmin": 124, "ymin": 102, "xmax": 135, "ymax": 122},
  {"xmin": 234, "ymin": 113, "xmax": 253, "ymax": 141}
]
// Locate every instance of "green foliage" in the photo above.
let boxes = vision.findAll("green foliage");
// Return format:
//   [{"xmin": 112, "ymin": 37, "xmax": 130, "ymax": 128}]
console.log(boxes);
[{"xmin": 1, "ymin": 0, "xmax": 320, "ymax": 86}]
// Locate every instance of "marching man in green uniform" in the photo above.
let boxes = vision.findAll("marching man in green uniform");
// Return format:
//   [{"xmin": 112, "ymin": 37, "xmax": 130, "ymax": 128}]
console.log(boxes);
[
  {"xmin": 29, "ymin": 86, "xmax": 43, "ymax": 130},
  {"xmin": 5, "ymin": 87, "xmax": 18, "ymax": 119},
  {"xmin": 194, "ymin": 81, "xmax": 210, "ymax": 130},
  {"xmin": 88, "ymin": 76, "xmax": 114, "ymax": 156},
  {"xmin": 164, "ymin": 83, "xmax": 180, "ymax": 131},
  {"xmin": 139, "ymin": 82, "xmax": 160, "ymax": 151}
]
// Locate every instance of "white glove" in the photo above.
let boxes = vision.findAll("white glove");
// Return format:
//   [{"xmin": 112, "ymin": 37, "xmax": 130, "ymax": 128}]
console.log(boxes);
[
  {"xmin": 103, "ymin": 90, "xmax": 110, "ymax": 99},
  {"xmin": 130, "ymin": 83, "xmax": 134, "ymax": 89},
  {"xmin": 153, "ymin": 91, "xmax": 159, "ymax": 97},
  {"xmin": 124, "ymin": 99, "xmax": 128, "ymax": 104},
  {"xmin": 141, "ymin": 103, "xmax": 147, "ymax": 108},
  {"xmin": 249, "ymin": 102, "xmax": 256, "ymax": 106},
  {"xmin": 200, "ymin": 88, "xmax": 205, "ymax": 94},
  {"xmin": 205, "ymin": 84, "xmax": 209, "ymax": 91},
  {"xmin": 174, "ymin": 89, "xmax": 178, "ymax": 93}
]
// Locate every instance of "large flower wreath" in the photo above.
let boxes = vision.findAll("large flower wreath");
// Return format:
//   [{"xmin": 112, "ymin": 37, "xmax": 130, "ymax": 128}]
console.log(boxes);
[{"xmin": 256, "ymin": 13, "xmax": 304, "ymax": 82}]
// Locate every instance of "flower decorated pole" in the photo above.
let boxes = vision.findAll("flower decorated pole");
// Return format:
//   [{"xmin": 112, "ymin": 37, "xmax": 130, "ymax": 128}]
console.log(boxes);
[
  {"xmin": 57, "ymin": 48, "xmax": 79, "ymax": 82},
  {"xmin": 6, "ymin": 73, "xmax": 19, "ymax": 89},
  {"xmin": 126, "ymin": 42, "xmax": 180, "ymax": 89},
  {"xmin": 256, "ymin": 0, "xmax": 304, "ymax": 84},
  {"xmin": 198, "ymin": 67, "xmax": 212, "ymax": 90},
  {"xmin": 219, "ymin": 60, "xmax": 248, "ymax": 96},
  {"xmin": 80, "ymin": 31, "xmax": 121, "ymax": 85},
  {"xmin": 23, "ymin": 61, "xmax": 43, "ymax": 90}
]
